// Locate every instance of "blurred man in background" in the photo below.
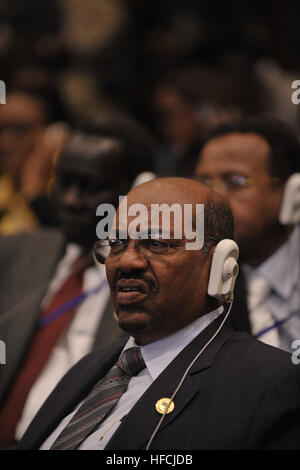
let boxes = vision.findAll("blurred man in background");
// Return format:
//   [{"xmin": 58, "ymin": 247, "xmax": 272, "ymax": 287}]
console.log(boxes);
[
  {"xmin": 0, "ymin": 112, "xmax": 155, "ymax": 448},
  {"xmin": 0, "ymin": 87, "xmax": 70, "ymax": 234},
  {"xmin": 150, "ymin": 64, "xmax": 261, "ymax": 177},
  {"xmin": 195, "ymin": 116, "xmax": 300, "ymax": 352}
]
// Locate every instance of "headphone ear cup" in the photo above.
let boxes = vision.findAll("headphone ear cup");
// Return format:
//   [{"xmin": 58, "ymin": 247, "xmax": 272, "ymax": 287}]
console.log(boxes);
[
  {"xmin": 279, "ymin": 173, "xmax": 300, "ymax": 225},
  {"xmin": 207, "ymin": 239, "xmax": 239, "ymax": 301},
  {"xmin": 222, "ymin": 257, "xmax": 239, "ymax": 281},
  {"xmin": 131, "ymin": 172, "xmax": 157, "ymax": 188}
]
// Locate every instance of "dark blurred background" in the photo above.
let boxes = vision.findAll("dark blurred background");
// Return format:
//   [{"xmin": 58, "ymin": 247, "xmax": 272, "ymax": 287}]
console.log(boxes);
[{"xmin": 1, "ymin": 0, "xmax": 300, "ymax": 181}]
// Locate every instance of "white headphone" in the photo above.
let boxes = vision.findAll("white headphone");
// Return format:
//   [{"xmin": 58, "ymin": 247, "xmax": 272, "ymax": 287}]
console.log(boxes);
[
  {"xmin": 131, "ymin": 171, "xmax": 157, "ymax": 188},
  {"xmin": 206, "ymin": 174, "xmax": 300, "ymax": 301},
  {"xmin": 207, "ymin": 239, "xmax": 239, "ymax": 302},
  {"xmin": 145, "ymin": 239, "xmax": 239, "ymax": 450},
  {"xmin": 206, "ymin": 176, "xmax": 300, "ymax": 300},
  {"xmin": 279, "ymin": 173, "xmax": 300, "ymax": 225}
]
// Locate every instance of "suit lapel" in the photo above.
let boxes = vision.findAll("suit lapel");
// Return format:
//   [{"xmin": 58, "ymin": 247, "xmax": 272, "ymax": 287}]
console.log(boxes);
[
  {"xmin": 20, "ymin": 317, "xmax": 233, "ymax": 450},
  {"xmin": 18, "ymin": 339, "xmax": 127, "ymax": 449},
  {"xmin": 106, "ymin": 317, "xmax": 233, "ymax": 450},
  {"xmin": 229, "ymin": 270, "xmax": 251, "ymax": 333},
  {"xmin": 0, "ymin": 231, "xmax": 66, "ymax": 403}
]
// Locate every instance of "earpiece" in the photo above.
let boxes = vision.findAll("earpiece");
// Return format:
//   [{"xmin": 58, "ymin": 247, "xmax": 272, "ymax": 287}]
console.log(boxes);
[
  {"xmin": 146, "ymin": 241, "xmax": 239, "ymax": 450},
  {"xmin": 131, "ymin": 172, "xmax": 157, "ymax": 188},
  {"xmin": 207, "ymin": 239, "xmax": 239, "ymax": 302},
  {"xmin": 279, "ymin": 173, "xmax": 300, "ymax": 225}
]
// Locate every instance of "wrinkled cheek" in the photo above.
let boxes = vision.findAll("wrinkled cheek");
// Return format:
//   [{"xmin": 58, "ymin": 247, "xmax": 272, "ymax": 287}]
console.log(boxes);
[
  {"xmin": 227, "ymin": 199, "xmax": 253, "ymax": 236},
  {"xmin": 105, "ymin": 267, "xmax": 115, "ymax": 295}
]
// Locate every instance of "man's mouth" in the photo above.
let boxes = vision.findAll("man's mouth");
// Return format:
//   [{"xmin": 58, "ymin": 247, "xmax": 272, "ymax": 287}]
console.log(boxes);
[{"xmin": 115, "ymin": 279, "xmax": 149, "ymax": 303}]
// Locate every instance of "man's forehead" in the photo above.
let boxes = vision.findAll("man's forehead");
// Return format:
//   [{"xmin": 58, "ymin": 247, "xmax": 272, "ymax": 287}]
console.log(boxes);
[
  {"xmin": 116, "ymin": 199, "xmax": 201, "ymax": 216},
  {"xmin": 58, "ymin": 139, "xmax": 123, "ymax": 175},
  {"xmin": 60, "ymin": 136, "xmax": 122, "ymax": 164},
  {"xmin": 57, "ymin": 154, "xmax": 106, "ymax": 180},
  {"xmin": 114, "ymin": 196, "xmax": 202, "ymax": 237},
  {"xmin": 126, "ymin": 179, "xmax": 210, "ymax": 205},
  {"xmin": 117, "ymin": 180, "xmax": 211, "ymax": 222},
  {"xmin": 200, "ymin": 133, "xmax": 270, "ymax": 167}
]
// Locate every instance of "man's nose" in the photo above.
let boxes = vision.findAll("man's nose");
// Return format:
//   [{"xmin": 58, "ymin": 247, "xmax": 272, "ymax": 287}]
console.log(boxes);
[
  {"xmin": 116, "ymin": 243, "xmax": 148, "ymax": 272},
  {"xmin": 208, "ymin": 178, "xmax": 229, "ymax": 197}
]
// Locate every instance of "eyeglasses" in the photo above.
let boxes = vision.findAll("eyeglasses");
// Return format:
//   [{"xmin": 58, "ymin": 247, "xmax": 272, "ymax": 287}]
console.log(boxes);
[
  {"xmin": 194, "ymin": 174, "xmax": 281, "ymax": 192},
  {"xmin": 93, "ymin": 237, "xmax": 184, "ymax": 264},
  {"xmin": 93, "ymin": 235, "xmax": 220, "ymax": 264}
]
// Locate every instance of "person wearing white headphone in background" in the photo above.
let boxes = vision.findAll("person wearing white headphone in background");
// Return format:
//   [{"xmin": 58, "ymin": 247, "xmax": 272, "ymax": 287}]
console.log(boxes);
[
  {"xmin": 18, "ymin": 177, "xmax": 300, "ymax": 450},
  {"xmin": 195, "ymin": 116, "xmax": 300, "ymax": 352}
]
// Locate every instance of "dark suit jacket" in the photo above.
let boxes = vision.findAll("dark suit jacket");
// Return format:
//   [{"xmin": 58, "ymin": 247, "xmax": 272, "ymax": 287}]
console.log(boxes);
[
  {"xmin": 0, "ymin": 230, "xmax": 124, "ymax": 406},
  {"xmin": 228, "ymin": 270, "xmax": 251, "ymax": 334},
  {"xmin": 18, "ymin": 316, "xmax": 300, "ymax": 450}
]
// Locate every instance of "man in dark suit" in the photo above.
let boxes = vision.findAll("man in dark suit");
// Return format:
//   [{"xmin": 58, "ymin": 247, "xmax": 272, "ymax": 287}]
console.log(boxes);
[
  {"xmin": 18, "ymin": 177, "xmax": 300, "ymax": 450},
  {"xmin": 0, "ymin": 113, "xmax": 155, "ymax": 448},
  {"xmin": 194, "ymin": 116, "xmax": 300, "ymax": 352}
]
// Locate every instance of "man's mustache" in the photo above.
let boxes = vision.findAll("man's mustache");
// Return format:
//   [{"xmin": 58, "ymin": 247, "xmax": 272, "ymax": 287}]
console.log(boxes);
[{"xmin": 112, "ymin": 271, "xmax": 158, "ymax": 294}]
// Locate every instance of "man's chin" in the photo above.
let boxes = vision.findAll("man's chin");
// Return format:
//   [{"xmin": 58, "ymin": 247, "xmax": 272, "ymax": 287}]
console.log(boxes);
[
  {"xmin": 116, "ymin": 309, "xmax": 155, "ymax": 336},
  {"xmin": 236, "ymin": 234, "xmax": 260, "ymax": 261}
]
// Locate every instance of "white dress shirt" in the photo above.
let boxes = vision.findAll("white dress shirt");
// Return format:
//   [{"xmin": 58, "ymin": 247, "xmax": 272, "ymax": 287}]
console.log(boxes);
[
  {"xmin": 243, "ymin": 225, "xmax": 300, "ymax": 352},
  {"xmin": 40, "ymin": 306, "xmax": 224, "ymax": 450},
  {"xmin": 15, "ymin": 244, "xmax": 111, "ymax": 440}
]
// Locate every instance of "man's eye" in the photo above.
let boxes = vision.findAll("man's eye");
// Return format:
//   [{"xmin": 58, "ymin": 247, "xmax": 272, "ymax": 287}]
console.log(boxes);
[
  {"xmin": 195, "ymin": 175, "xmax": 210, "ymax": 186},
  {"xmin": 144, "ymin": 239, "xmax": 169, "ymax": 253},
  {"xmin": 227, "ymin": 175, "xmax": 248, "ymax": 188}
]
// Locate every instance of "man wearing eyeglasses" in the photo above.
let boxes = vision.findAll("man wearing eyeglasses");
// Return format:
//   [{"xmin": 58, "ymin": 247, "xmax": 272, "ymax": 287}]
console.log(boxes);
[
  {"xmin": 195, "ymin": 116, "xmax": 300, "ymax": 352},
  {"xmin": 18, "ymin": 177, "xmax": 300, "ymax": 450},
  {"xmin": 0, "ymin": 113, "xmax": 155, "ymax": 449}
]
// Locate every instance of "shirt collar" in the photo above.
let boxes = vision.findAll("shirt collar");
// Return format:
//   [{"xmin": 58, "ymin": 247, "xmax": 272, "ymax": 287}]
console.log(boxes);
[
  {"xmin": 65, "ymin": 243, "xmax": 83, "ymax": 261},
  {"xmin": 123, "ymin": 306, "xmax": 224, "ymax": 382},
  {"xmin": 243, "ymin": 225, "xmax": 300, "ymax": 299}
]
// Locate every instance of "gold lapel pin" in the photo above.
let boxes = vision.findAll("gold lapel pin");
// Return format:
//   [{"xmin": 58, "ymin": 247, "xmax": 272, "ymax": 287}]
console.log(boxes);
[{"xmin": 155, "ymin": 398, "xmax": 175, "ymax": 415}]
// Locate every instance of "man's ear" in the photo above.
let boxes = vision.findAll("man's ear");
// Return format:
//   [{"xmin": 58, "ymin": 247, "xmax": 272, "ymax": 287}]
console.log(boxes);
[{"xmin": 207, "ymin": 240, "xmax": 239, "ymax": 301}]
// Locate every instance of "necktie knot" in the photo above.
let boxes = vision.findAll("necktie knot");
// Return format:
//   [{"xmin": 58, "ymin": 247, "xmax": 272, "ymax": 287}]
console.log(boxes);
[
  {"xmin": 117, "ymin": 347, "xmax": 145, "ymax": 377},
  {"xmin": 50, "ymin": 346, "xmax": 146, "ymax": 449}
]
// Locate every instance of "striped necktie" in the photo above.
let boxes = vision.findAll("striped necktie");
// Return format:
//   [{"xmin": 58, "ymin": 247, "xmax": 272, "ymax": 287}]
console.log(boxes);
[{"xmin": 50, "ymin": 347, "xmax": 146, "ymax": 450}]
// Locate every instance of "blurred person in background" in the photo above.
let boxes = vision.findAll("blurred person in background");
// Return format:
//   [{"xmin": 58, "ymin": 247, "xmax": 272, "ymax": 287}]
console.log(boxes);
[
  {"xmin": 194, "ymin": 116, "xmax": 300, "ymax": 352},
  {"xmin": 0, "ymin": 112, "xmax": 155, "ymax": 449},
  {"xmin": 0, "ymin": 86, "xmax": 70, "ymax": 234},
  {"xmin": 150, "ymin": 64, "xmax": 262, "ymax": 177}
]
